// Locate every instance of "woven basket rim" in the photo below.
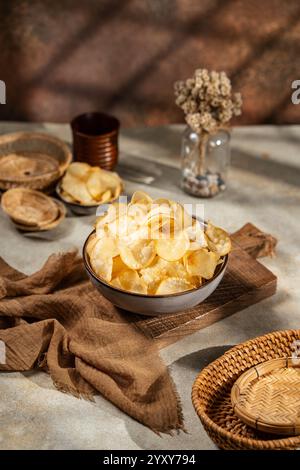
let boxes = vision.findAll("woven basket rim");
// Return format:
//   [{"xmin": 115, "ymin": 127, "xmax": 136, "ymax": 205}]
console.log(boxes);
[{"xmin": 191, "ymin": 329, "xmax": 300, "ymax": 449}]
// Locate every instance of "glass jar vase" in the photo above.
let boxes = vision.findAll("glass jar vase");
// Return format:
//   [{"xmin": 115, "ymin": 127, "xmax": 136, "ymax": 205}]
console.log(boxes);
[{"xmin": 181, "ymin": 127, "xmax": 230, "ymax": 198}]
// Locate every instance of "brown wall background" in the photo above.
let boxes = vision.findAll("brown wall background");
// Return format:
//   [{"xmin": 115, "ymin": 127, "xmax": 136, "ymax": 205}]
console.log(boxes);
[{"xmin": 0, "ymin": 0, "xmax": 299, "ymax": 126}]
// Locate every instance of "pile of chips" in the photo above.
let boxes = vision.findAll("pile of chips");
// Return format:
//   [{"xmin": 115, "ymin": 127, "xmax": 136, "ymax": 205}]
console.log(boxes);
[
  {"xmin": 61, "ymin": 162, "xmax": 122, "ymax": 205},
  {"xmin": 86, "ymin": 191, "xmax": 231, "ymax": 295}
]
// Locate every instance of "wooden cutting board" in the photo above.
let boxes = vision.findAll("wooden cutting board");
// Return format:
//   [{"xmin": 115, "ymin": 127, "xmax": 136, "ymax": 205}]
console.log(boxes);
[{"xmin": 131, "ymin": 223, "xmax": 277, "ymax": 349}]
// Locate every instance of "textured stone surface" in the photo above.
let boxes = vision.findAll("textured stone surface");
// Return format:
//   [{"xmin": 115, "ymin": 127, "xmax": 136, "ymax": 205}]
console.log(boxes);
[
  {"xmin": 0, "ymin": 121, "xmax": 300, "ymax": 449},
  {"xmin": 0, "ymin": 1, "xmax": 300, "ymax": 125}
]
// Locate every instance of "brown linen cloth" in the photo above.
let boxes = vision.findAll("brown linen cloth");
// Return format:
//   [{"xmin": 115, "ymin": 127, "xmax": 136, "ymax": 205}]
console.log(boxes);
[{"xmin": 0, "ymin": 251, "xmax": 183, "ymax": 433}]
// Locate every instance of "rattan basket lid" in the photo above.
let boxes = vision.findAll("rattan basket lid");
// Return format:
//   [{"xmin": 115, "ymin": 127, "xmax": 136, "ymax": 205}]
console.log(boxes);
[
  {"xmin": 231, "ymin": 357, "xmax": 300, "ymax": 436},
  {"xmin": 1, "ymin": 187, "xmax": 59, "ymax": 227}
]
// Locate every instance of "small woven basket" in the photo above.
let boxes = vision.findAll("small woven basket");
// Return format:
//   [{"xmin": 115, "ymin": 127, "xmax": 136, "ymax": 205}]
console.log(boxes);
[
  {"xmin": 0, "ymin": 132, "xmax": 72, "ymax": 191},
  {"xmin": 192, "ymin": 329, "xmax": 300, "ymax": 450}
]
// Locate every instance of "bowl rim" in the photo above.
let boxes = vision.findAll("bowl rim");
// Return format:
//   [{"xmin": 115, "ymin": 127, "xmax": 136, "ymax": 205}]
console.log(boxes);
[
  {"xmin": 71, "ymin": 112, "xmax": 120, "ymax": 139},
  {"xmin": 82, "ymin": 229, "xmax": 229, "ymax": 299}
]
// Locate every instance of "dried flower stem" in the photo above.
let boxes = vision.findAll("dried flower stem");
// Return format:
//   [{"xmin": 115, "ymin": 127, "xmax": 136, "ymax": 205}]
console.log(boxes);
[{"xmin": 197, "ymin": 132, "xmax": 209, "ymax": 175}]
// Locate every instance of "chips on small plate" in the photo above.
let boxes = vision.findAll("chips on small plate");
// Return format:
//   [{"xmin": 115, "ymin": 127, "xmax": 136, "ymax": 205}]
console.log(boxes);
[{"xmin": 59, "ymin": 162, "xmax": 123, "ymax": 207}]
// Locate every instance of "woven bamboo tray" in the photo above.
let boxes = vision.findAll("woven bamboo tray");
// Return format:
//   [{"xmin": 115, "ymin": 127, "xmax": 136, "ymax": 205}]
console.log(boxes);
[
  {"xmin": 192, "ymin": 329, "xmax": 300, "ymax": 450},
  {"xmin": 231, "ymin": 357, "xmax": 300, "ymax": 436}
]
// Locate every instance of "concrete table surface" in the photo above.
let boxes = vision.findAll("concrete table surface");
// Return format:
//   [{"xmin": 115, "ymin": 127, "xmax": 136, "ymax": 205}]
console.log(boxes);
[{"xmin": 0, "ymin": 122, "xmax": 299, "ymax": 450}]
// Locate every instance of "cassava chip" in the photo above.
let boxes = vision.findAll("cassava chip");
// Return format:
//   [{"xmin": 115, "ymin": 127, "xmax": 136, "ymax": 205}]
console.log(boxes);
[
  {"xmin": 116, "ymin": 270, "xmax": 147, "ymax": 294},
  {"xmin": 155, "ymin": 230, "xmax": 189, "ymax": 261},
  {"xmin": 67, "ymin": 162, "xmax": 91, "ymax": 179},
  {"xmin": 100, "ymin": 189, "xmax": 112, "ymax": 203},
  {"xmin": 140, "ymin": 257, "xmax": 170, "ymax": 285},
  {"xmin": 186, "ymin": 219, "xmax": 207, "ymax": 247},
  {"xmin": 147, "ymin": 204, "xmax": 172, "ymax": 220},
  {"xmin": 98, "ymin": 169, "xmax": 121, "ymax": 190},
  {"xmin": 86, "ymin": 234, "xmax": 98, "ymax": 258},
  {"xmin": 127, "ymin": 202, "xmax": 148, "ymax": 224},
  {"xmin": 108, "ymin": 215, "xmax": 138, "ymax": 238},
  {"xmin": 131, "ymin": 190, "xmax": 153, "ymax": 206},
  {"xmin": 95, "ymin": 203, "xmax": 126, "ymax": 230},
  {"xmin": 152, "ymin": 198, "xmax": 172, "ymax": 206},
  {"xmin": 140, "ymin": 256, "xmax": 167, "ymax": 280},
  {"xmin": 148, "ymin": 214, "xmax": 175, "ymax": 239},
  {"xmin": 91, "ymin": 256, "xmax": 113, "ymax": 282},
  {"xmin": 112, "ymin": 256, "xmax": 128, "ymax": 277},
  {"xmin": 155, "ymin": 277, "xmax": 195, "ymax": 295},
  {"xmin": 189, "ymin": 275, "xmax": 202, "ymax": 288},
  {"xmin": 171, "ymin": 202, "xmax": 194, "ymax": 231},
  {"xmin": 61, "ymin": 189, "xmax": 76, "ymax": 203},
  {"xmin": 110, "ymin": 277, "xmax": 123, "ymax": 289},
  {"xmin": 86, "ymin": 168, "xmax": 105, "ymax": 200},
  {"xmin": 119, "ymin": 239, "xmax": 156, "ymax": 270},
  {"xmin": 62, "ymin": 173, "xmax": 94, "ymax": 205},
  {"xmin": 90, "ymin": 236, "xmax": 119, "ymax": 281},
  {"xmin": 122, "ymin": 224, "xmax": 150, "ymax": 245},
  {"xmin": 205, "ymin": 222, "xmax": 231, "ymax": 256},
  {"xmin": 186, "ymin": 249, "xmax": 220, "ymax": 279},
  {"xmin": 113, "ymin": 183, "xmax": 122, "ymax": 199},
  {"xmin": 92, "ymin": 236, "xmax": 119, "ymax": 259}
]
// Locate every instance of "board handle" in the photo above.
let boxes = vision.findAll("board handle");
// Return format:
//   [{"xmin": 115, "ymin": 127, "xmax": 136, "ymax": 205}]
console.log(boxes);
[{"xmin": 231, "ymin": 223, "xmax": 277, "ymax": 259}]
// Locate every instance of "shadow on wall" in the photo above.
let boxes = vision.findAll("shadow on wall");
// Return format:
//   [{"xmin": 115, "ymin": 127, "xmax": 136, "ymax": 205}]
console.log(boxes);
[{"xmin": 0, "ymin": 0, "xmax": 300, "ymax": 125}]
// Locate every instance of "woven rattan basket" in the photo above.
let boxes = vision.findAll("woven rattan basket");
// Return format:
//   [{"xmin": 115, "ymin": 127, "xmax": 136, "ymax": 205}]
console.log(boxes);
[
  {"xmin": 0, "ymin": 132, "xmax": 72, "ymax": 191},
  {"xmin": 192, "ymin": 329, "xmax": 300, "ymax": 450}
]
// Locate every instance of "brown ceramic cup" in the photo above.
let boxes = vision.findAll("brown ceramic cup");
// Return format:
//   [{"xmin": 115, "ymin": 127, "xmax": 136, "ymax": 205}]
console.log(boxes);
[{"xmin": 71, "ymin": 112, "xmax": 120, "ymax": 170}]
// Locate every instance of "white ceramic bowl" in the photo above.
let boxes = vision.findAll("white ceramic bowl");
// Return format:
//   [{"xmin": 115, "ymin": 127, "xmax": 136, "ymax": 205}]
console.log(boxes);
[{"xmin": 83, "ymin": 230, "xmax": 228, "ymax": 316}]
